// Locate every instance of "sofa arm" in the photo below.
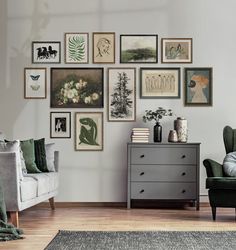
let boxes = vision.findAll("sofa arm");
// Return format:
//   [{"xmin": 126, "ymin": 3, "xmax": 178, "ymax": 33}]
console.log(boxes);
[
  {"xmin": 0, "ymin": 152, "xmax": 21, "ymax": 211},
  {"xmin": 203, "ymin": 159, "xmax": 224, "ymax": 177},
  {"xmin": 54, "ymin": 151, "xmax": 59, "ymax": 172}
]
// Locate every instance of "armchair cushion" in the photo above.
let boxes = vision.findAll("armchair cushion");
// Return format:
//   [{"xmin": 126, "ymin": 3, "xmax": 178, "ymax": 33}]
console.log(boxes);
[
  {"xmin": 223, "ymin": 151, "xmax": 236, "ymax": 176},
  {"xmin": 34, "ymin": 138, "xmax": 48, "ymax": 172},
  {"xmin": 206, "ymin": 177, "xmax": 236, "ymax": 189}
]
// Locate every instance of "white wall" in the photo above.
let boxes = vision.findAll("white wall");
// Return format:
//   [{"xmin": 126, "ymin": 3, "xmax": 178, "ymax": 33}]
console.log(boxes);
[{"xmin": 1, "ymin": 0, "xmax": 236, "ymax": 201}]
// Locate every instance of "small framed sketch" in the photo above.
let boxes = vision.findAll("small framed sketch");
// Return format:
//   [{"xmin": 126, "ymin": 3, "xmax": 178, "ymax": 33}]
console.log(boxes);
[
  {"xmin": 140, "ymin": 68, "xmax": 180, "ymax": 98},
  {"xmin": 50, "ymin": 112, "xmax": 71, "ymax": 138},
  {"xmin": 65, "ymin": 33, "xmax": 89, "ymax": 63},
  {"xmin": 50, "ymin": 68, "xmax": 104, "ymax": 108},
  {"xmin": 75, "ymin": 112, "xmax": 103, "ymax": 151},
  {"xmin": 108, "ymin": 68, "xmax": 136, "ymax": 122},
  {"xmin": 184, "ymin": 67, "xmax": 212, "ymax": 106},
  {"xmin": 120, "ymin": 34, "xmax": 158, "ymax": 63},
  {"xmin": 161, "ymin": 38, "xmax": 192, "ymax": 63},
  {"xmin": 93, "ymin": 32, "xmax": 115, "ymax": 64},
  {"xmin": 32, "ymin": 41, "xmax": 61, "ymax": 63},
  {"xmin": 24, "ymin": 68, "xmax": 46, "ymax": 99}
]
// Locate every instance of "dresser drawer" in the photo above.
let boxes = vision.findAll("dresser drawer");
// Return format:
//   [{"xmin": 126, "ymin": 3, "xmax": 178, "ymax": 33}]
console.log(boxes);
[
  {"xmin": 131, "ymin": 165, "xmax": 196, "ymax": 182},
  {"xmin": 131, "ymin": 182, "xmax": 196, "ymax": 199},
  {"xmin": 130, "ymin": 147, "xmax": 196, "ymax": 165}
]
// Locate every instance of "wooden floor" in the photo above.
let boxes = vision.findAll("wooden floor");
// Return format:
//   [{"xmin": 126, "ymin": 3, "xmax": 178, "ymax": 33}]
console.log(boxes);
[{"xmin": 1, "ymin": 205, "xmax": 236, "ymax": 250}]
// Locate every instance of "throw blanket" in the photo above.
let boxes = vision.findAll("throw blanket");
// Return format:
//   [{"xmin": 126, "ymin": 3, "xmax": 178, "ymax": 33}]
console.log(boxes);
[{"xmin": 0, "ymin": 177, "xmax": 23, "ymax": 241}]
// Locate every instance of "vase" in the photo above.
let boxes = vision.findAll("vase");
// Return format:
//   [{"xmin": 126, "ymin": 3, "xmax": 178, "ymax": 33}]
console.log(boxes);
[
  {"xmin": 174, "ymin": 117, "xmax": 188, "ymax": 142},
  {"xmin": 168, "ymin": 130, "xmax": 178, "ymax": 142},
  {"xmin": 154, "ymin": 122, "xmax": 162, "ymax": 142}
]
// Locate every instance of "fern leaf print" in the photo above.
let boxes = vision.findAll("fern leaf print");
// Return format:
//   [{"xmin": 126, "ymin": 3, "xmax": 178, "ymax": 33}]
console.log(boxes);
[{"xmin": 68, "ymin": 36, "xmax": 86, "ymax": 62}]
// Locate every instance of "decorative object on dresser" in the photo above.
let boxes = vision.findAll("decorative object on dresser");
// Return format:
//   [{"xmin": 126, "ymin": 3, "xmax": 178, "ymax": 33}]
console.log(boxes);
[
  {"xmin": 131, "ymin": 128, "xmax": 150, "ymax": 143},
  {"xmin": 143, "ymin": 108, "xmax": 173, "ymax": 142},
  {"xmin": 127, "ymin": 143, "xmax": 200, "ymax": 210},
  {"xmin": 168, "ymin": 130, "xmax": 178, "ymax": 142},
  {"xmin": 174, "ymin": 117, "xmax": 188, "ymax": 142}
]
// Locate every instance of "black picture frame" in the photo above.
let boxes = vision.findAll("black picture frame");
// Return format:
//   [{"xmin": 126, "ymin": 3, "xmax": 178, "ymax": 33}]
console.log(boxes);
[{"xmin": 50, "ymin": 112, "xmax": 71, "ymax": 138}]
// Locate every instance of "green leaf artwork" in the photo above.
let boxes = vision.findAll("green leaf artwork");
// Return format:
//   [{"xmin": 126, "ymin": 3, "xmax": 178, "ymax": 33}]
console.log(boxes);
[
  {"xmin": 68, "ymin": 36, "xmax": 86, "ymax": 62},
  {"xmin": 79, "ymin": 117, "xmax": 99, "ymax": 146}
]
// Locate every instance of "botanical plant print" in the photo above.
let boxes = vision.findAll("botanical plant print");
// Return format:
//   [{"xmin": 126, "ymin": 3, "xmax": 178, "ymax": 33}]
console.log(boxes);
[
  {"xmin": 65, "ymin": 33, "xmax": 88, "ymax": 63},
  {"xmin": 51, "ymin": 68, "xmax": 103, "ymax": 108}
]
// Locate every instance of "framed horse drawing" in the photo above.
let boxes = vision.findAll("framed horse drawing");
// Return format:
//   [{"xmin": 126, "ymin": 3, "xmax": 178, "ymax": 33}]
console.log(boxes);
[{"xmin": 32, "ymin": 41, "xmax": 61, "ymax": 64}]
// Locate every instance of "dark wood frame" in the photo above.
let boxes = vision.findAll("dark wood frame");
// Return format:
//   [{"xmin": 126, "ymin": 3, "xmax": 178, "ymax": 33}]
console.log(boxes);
[
  {"xmin": 161, "ymin": 38, "xmax": 193, "ymax": 63},
  {"xmin": 92, "ymin": 32, "xmax": 115, "ymax": 64},
  {"xmin": 64, "ymin": 33, "xmax": 89, "ymax": 64},
  {"xmin": 75, "ymin": 112, "xmax": 103, "ymax": 151},
  {"xmin": 50, "ymin": 67, "xmax": 104, "ymax": 108},
  {"xmin": 120, "ymin": 34, "xmax": 158, "ymax": 63},
  {"xmin": 107, "ymin": 67, "xmax": 136, "ymax": 122},
  {"xmin": 140, "ymin": 67, "xmax": 181, "ymax": 99},
  {"xmin": 184, "ymin": 67, "xmax": 213, "ymax": 106},
  {"xmin": 50, "ymin": 112, "xmax": 71, "ymax": 138},
  {"xmin": 32, "ymin": 41, "xmax": 61, "ymax": 64},
  {"xmin": 24, "ymin": 67, "xmax": 47, "ymax": 99}
]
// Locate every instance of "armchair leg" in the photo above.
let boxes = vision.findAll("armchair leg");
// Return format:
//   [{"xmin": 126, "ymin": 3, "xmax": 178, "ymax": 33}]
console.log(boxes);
[
  {"xmin": 9, "ymin": 211, "xmax": 19, "ymax": 228},
  {"xmin": 211, "ymin": 207, "xmax": 216, "ymax": 221},
  {"xmin": 49, "ymin": 197, "xmax": 55, "ymax": 210}
]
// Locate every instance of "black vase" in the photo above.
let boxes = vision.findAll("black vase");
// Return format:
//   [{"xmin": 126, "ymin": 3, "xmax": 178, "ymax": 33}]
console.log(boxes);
[{"xmin": 154, "ymin": 122, "xmax": 162, "ymax": 142}]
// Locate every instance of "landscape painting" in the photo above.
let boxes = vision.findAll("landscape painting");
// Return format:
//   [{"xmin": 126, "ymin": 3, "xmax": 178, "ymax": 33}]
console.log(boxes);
[
  {"xmin": 75, "ymin": 112, "xmax": 103, "ymax": 151},
  {"xmin": 185, "ymin": 67, "xmax": 212, "ymax": 106},
  {"xmin": 140, "ymin": 68, "xmax": 180, "ymax": 98},
  {"xmin": 108, "ymin": 68, "xmax": 136, "ymax": 121},
  {"xmin": 50, "ymin": 68, "xmax": 103, "ymax": 108},
  {"xmin": 120, "ymin": 35, "xmax": 158, "ymax": 63}
]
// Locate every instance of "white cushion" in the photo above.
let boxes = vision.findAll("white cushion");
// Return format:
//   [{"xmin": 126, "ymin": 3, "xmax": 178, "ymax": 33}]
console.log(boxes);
[
  {"xmin": 45, "ymin": 143, "xmax": 56, "ymax": 172},
  {"xmin": 20, "ymin": 177, "xmax": 37, "ymax": 201},
  {"xmin": 27, "ymin": 173, "xmax": 50, "ymax": 196},
  {"xmin": 223, "ymin": 151, "xmax": 236, "ymax": 176},
  {"xmin": 0, "ymin": 140, "xmax": 24, "ymax": 180}
]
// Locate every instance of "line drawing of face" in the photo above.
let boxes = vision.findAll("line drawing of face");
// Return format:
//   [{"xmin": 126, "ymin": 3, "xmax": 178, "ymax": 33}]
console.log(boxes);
[
  {"xmin": 188, "ymin": 74, "xmax": 209, "ymax": 103},
  {"xmin": 96, "ymin": 38, "xmax": 111, "ymax": 57}
]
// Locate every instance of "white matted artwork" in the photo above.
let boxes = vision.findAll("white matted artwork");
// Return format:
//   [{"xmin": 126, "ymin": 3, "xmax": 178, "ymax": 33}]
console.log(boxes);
[
  {"xmin": 140, "ymin": 68, "xmax": 180, "ymax": 98},
  {"xmin": 50, "ymin": 112, "xmax": 71, "ymax": 138},
  {"xmin": 24, "ymin": 68, "xmax": 46, "ymax": 99},
  {"xmin": 108, "ymin": 68, "xmax": 136, "ymax": 121},
  {"xmin": 75, "ymin": 112, "xmax": 103, "ymax": 151},
  {"xmin": 65, "ymin": 33, "xmax": 89, "ymax": 63}
]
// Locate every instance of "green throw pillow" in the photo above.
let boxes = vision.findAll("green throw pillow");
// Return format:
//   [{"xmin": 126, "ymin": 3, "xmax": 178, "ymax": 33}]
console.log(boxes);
[
  {"xmin": 20, "ymin": 139, "xmax": 41, "ymax": 173},
  {"xmin": 34, "ymin": 138, "xmax": 48, "ymax": 172}
]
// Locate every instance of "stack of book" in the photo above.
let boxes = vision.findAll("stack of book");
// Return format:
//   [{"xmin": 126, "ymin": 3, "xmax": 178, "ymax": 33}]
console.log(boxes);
[{"xmin": 131, "ymin": 128, "xmax": 150, "ymax": 143}]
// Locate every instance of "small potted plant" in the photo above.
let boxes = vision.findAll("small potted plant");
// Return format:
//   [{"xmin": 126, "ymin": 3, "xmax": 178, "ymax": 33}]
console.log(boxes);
[{"xmin": 143, "ymin": 107, "xmax": 173, "ymax": 142}]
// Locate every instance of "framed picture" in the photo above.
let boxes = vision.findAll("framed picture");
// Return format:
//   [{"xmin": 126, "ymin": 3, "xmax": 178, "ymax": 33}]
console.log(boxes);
[
  {"xmin": 50, "ymin": 68, "xmax": 104, "ymax": 108},
  {"xmin": 24, "ymin": 68, "xmax": 46, "ymax": 99},
  {"xmin": 161, "ymin": 38, "xmax": 192, "ymax": 63},
  {"xmin": 140, "ymin": 68, "xmax": 180, "ymax": 98},
  {"xmin": 32, "ymin": 41, "xmax": 61, "ymax": 64},
  {"xmin": 120, "ymin": 34, "xmax": 158, "ymax": 63},
  {"xmin": 50, "ymin": 112, "xmax": 71, "ymax": 138},
  {"xmin": 108, "ymin": 68, "xmax": 136, "ymax": 122},
  {"xmin": 184, "ymin": 67, "xmax": 212, "ymax": 106},
  {"xmin": 65, "ymin": 33, "xmax": 89, "ymax": 64},
  {"xmin": 75, "ymin": 112, "xmax": 103, "ymax": 151},
  {"xmin": 93, "ymin": 32, "xmax": 115, "ymax": 63}
]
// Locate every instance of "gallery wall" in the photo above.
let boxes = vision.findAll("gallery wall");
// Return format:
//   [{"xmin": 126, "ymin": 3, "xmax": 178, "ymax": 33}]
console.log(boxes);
[{"xmin": 1, "ymin": 0, "xmax": 236, "ymax": 202}]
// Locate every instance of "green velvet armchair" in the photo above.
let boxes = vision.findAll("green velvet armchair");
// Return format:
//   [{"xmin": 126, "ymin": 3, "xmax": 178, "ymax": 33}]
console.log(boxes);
[{"xmin": 203, "ymin": 126, "xmax": 236, "ymax": 220}]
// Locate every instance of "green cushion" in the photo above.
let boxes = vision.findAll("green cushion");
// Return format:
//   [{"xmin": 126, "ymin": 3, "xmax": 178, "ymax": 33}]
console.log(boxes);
[
  {"xmin": 206, "ymin": 177, "xmax": 236, "ymax": 189},
  {"xmin": 34, "ymin": 138, "xmax": 48, "ymax": 172},
  {"xmin": 20, "ymin": 139, "xmax": 41, "ymax": 173}
]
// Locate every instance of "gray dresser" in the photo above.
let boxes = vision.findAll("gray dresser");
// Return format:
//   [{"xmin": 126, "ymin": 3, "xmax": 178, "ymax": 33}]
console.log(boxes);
[{"xmin": 127, "ymin": 143, "xmax": 200, "ymax": 210}]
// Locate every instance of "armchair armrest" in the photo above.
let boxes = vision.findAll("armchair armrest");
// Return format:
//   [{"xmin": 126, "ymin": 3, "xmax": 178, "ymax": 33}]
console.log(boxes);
[
  {"xmin": 0, "ymin": 152, "xmax": 21, "ymax": 211},
  {"xmin": 54, "ymin": 151, "xmax": 59, "ymax": 172},
  {"xmin": 203, "ymin": 159, "xmax": 224, "ymax": 177}
]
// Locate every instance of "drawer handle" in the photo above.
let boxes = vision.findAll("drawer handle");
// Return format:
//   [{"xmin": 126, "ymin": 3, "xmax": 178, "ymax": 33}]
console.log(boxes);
[
  {"xmin": 140, "ymin": 189, "xmax": 145, "ymax": 193},
  {"xmin": 182, "ymin": 172, "xmax": 186, "ymax": 176},
  {"xmin": 182, "ymin": 190, "xmax": 186, "ymax": 193},
  {"xmin": 140, "ymin": 172, "xmax": 145, "ymax": 176},
  {"xmin": 140, "ymin": 154, "xmax": 145, "ymax": 158},
  {"xmin": 181, "ymin": 155, "xmax": 186, "ymax": 159}
]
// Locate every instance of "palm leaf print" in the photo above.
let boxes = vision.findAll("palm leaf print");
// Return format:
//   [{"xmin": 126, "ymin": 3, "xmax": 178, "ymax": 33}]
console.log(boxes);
[{"xmin": 68, "ymin": 36, "xmax": 86, "ymax": 62}]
